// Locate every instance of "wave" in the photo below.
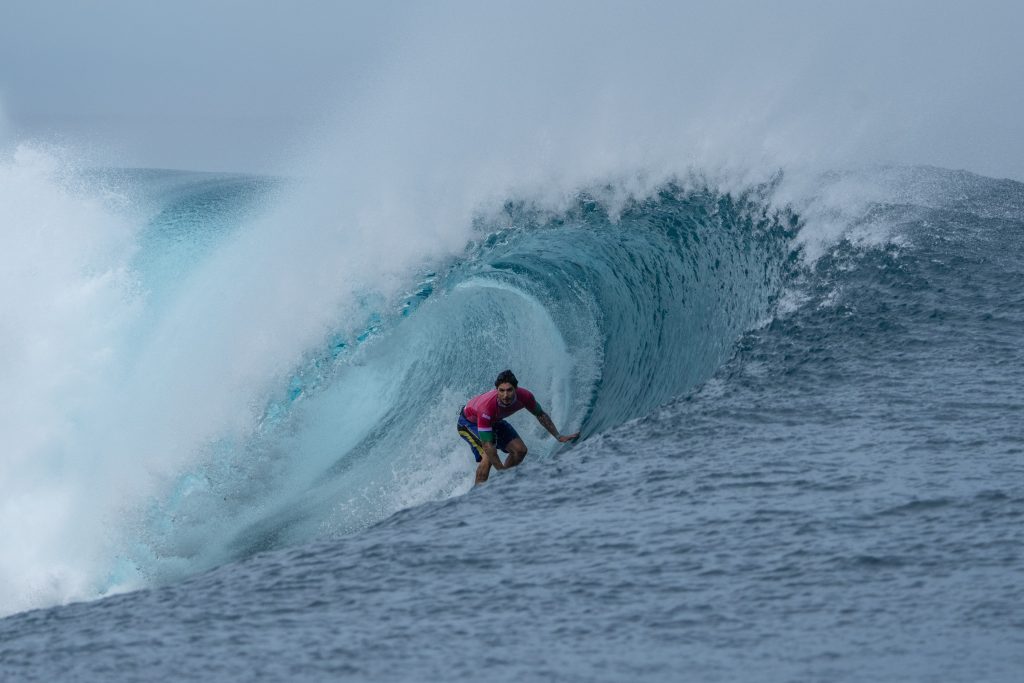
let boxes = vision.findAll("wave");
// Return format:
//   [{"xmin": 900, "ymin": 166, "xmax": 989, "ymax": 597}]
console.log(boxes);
[
  {"xmin": 111, "ymin": 177, "xmax": 798, "ymax": 589},
  {"xmin": 13, "ymin": 153, "xmax": 1009, "ymax": 616}
]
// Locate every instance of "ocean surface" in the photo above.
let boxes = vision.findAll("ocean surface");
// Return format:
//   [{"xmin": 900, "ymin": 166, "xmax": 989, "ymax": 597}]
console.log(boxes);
[{"xmin": 1, "ymin": 160, "xmax": 1022, "ymax": 681}]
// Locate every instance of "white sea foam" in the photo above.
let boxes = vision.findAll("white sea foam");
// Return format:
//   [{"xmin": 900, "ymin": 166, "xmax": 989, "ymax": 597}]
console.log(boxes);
[{"xmin": 0, "ymin": 145, "xmax": 141, "ymax": 614}]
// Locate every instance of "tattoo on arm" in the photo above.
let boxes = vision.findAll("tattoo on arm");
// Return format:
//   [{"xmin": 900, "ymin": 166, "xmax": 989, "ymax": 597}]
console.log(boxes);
[{"xmin": 537, "ymin": 412, "xmax": 559, "ymax": 438}]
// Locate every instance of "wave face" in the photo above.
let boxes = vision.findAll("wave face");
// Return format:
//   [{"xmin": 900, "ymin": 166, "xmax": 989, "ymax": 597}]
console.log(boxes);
[
  {"xmin": 0, "ymin": 151, "xmax": 798, "ymax": 613},
  {"xmin": 122, "ymin": 179, "xmax": 797, "ymax": 585}
]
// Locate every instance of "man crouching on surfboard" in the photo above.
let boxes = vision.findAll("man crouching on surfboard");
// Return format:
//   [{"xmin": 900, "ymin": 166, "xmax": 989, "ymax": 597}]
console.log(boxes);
[{"xmin": 457, "ymin": 370, "xmax": 580, "ymax": 485}]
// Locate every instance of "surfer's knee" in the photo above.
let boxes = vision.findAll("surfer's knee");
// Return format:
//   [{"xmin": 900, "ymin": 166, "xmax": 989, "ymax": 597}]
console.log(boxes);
[{"xmin": 505, "ymin": 444, "xmax": 527, "ymax": 468}]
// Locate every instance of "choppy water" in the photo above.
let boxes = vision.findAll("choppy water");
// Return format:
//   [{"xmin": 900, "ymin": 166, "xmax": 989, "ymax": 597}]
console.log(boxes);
[{"xmin": 1, "ymin": 162, "xmax": 1022, "ymax": 681}]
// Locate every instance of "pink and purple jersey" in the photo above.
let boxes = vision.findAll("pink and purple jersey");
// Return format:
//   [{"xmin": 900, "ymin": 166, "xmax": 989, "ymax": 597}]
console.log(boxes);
[{"xmin": 463, "ymin": 387, "xmax": 543, "ymax": 442}]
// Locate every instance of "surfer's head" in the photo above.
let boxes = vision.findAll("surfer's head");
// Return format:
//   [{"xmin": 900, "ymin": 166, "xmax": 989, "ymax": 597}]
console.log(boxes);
[
  {"xmin": 494, "ymin": 369, "xmax": 518, "ymax": 388},
  {"xmin": 495, "ymin": 369, "xmax": 518, "ymax": 406}
]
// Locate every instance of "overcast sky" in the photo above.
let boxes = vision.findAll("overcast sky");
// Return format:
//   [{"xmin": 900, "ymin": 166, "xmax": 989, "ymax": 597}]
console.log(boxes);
[{"xmin": 2, "ymin": 1, "xmax": 1022, "ymax": 180}]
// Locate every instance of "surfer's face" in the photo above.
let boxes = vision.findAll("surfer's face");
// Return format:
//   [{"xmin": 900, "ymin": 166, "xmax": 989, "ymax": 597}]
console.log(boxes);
[{"xmin": 496, "ymin": 382, "xmax": 516, "ymax": 406}]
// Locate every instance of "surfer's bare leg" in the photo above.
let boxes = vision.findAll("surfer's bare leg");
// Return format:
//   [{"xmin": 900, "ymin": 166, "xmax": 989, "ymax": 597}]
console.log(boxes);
[
  {"xmin": 475, "ymin": 458, "xmax": 491, "ymax": 485},
  {"xmin": 503, "ymin": 438, "xmax": 528, "ymax": 468},
  {"xmin": 476, "ymin": 442, "xmax": 505, "ymax": 485}
]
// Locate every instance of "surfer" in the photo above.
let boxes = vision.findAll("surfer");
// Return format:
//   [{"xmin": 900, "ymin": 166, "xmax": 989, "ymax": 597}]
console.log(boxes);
[{"xmin": 457, "ymin": 370, "xmax": 580, "ymax": 484}]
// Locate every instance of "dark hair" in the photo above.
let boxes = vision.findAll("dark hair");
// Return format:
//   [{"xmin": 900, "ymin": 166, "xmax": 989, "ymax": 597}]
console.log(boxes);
[{"xmin": 494, "ymin": 369, "xmax": 518, "ymax": 388}]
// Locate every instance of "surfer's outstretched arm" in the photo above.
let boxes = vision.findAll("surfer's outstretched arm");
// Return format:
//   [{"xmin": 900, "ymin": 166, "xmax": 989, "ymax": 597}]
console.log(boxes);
[{"xmin": 535, "ymin": 411, "xmax": 580, "ymax": 443}]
